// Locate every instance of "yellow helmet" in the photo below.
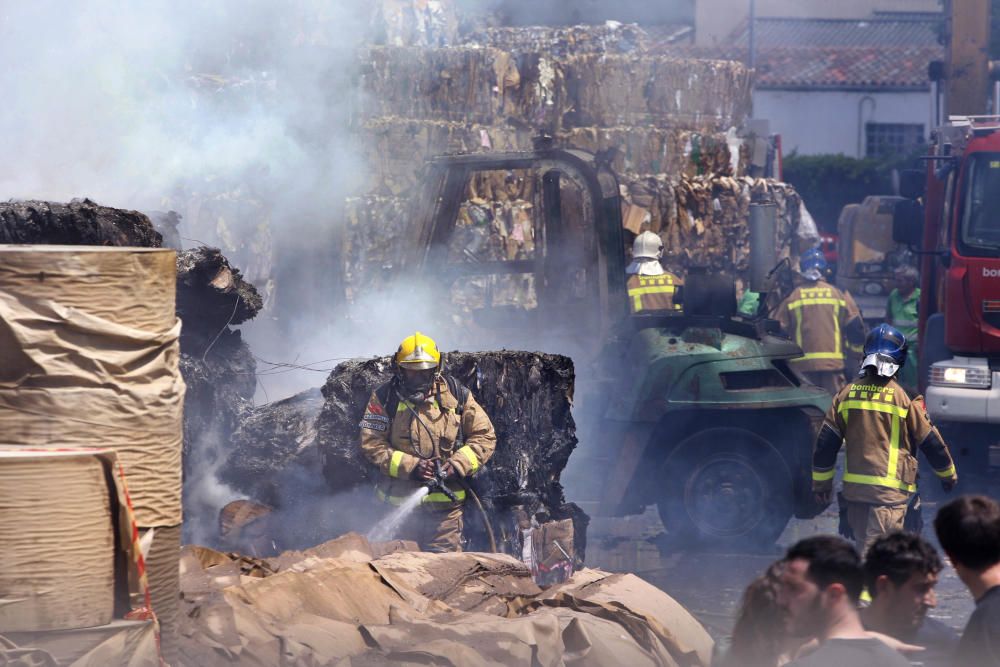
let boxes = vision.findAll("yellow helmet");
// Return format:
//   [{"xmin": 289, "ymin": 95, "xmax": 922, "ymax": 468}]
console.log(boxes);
[{"xmin": 395, "ymin": 332, "xmax": 442, "ymax": 371}]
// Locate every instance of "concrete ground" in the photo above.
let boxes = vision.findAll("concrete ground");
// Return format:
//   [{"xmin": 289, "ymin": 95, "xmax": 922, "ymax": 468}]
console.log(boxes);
[{"xmin": 584, "ymin": 502, "xmax": 976, "ymax": 642}]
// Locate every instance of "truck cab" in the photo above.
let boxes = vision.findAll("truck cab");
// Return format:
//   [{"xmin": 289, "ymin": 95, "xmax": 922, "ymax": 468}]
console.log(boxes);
[{"xmin": 895, "ymin": 117, "xmax": 1000, "ymax": 471}]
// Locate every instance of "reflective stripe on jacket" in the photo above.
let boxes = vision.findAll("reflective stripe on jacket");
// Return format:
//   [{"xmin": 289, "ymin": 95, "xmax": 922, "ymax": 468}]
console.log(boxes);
[
  {"xmin": 774, "ymin": 280, "xmax": 863, "ymax": 372},
  {"xmin": 359, "ymin": 377, "xmax": 496, "ymax": 508},
  {"xmin": 812, "ymin": 375, "xmax": 957, "ymax": 505},
  {"xmin": 627, "ymin": 272, "xmax": 682, "ymax": 313}
]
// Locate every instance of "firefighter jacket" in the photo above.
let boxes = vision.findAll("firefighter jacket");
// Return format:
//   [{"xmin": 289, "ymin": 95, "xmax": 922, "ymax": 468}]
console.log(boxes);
[
  {"xmin": 627, "ymin": 272, "xmax": 682, "ymax": 314},
  {"xmin": 359, "ymin": 376, "xmax": 496, "ymax": 509},
  {"xmin": 774, "ymin": 280, "xmax": 864, "ymax": 372},
  {"xmin": 812, "ymin": 374, "xmax": 957, "ymax": 505}
]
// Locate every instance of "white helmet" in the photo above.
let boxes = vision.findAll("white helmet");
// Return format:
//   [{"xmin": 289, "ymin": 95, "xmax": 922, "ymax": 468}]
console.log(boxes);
[{"xmin": 632, "ymin": 231, "xmax": 663, "ymax": 260}]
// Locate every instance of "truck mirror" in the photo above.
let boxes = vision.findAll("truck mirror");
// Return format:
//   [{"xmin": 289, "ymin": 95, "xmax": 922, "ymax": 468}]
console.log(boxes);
[
  {"xmin": 899, "ymin": 169, "xmax": 926, "ymax": 199},
  {"xmin": 892, "ymin": 199, "xmax": 924, "ymax": 246}
]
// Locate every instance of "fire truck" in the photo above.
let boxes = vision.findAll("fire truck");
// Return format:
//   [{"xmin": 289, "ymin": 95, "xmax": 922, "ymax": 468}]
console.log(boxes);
[{"xmin": 894, "ymin": 116, "xmax": 1000, "ymax": 475}]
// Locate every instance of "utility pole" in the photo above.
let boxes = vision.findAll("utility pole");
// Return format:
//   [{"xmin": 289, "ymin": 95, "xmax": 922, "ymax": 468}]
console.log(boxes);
[
  {"xmin": 945, "ymin": 0, "xmax": 991, "ymax": 117},
  {"xmin": 748, "ymin": 0, "xmax": 756, "ymax": 70}
]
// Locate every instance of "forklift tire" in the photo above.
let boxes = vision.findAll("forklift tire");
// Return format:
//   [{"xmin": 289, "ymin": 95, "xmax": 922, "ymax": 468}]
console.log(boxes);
[{"xmin": 657, "ymin": 427, "xmax": 794, "ymax": 548}]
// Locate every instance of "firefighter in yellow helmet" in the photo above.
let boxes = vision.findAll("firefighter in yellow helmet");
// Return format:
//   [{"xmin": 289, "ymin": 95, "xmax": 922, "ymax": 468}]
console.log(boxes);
[
  {"xmin": 626, "ymin": 231, "xmax": 682, "ymax": 313},
  {"xmin": 359, "ymin": 332, "xmax": 497, "ymax": 552}
]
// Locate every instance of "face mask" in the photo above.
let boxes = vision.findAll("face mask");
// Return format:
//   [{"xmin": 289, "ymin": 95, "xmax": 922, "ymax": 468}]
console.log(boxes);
[{"xmin": 401, "ymin": 369, "xmax": 435, "ymax": 401}]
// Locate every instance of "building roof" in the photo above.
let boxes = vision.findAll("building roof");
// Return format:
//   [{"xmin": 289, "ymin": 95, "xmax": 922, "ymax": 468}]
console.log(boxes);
[
  {"xmin": 730, "ymin": 15, "xmax": 941, "ymax": 49},
  {"xmin": 652, "ymin": 15, "xmax": 944, "ymax": 90}
]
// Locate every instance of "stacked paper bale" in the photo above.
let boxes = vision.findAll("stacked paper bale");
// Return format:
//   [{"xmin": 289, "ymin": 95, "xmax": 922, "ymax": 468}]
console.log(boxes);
[
  {"xmin": 0, "ymin": 246, "xmax": 185, "ymax": 663},
  {"xmin": 345, "ymin": 23, "xmax": 756, "ymax": 299}
]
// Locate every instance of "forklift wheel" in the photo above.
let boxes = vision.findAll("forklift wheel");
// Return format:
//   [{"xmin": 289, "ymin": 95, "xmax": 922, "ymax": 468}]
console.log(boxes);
[{"xmin": 657, "ymin": 427, "xmax": 794, "ymax": 549}]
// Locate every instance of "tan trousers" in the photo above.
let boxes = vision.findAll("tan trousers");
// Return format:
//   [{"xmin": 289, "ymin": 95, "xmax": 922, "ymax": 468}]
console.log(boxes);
[
  {"xmin": 395, "ymin": 505, "xmax": 464, "ymax": 553},
  {"xmin": 802, "ymin": 370, "xmax": 847, "ymax": 395},
  {"xmin": 847, "ymin": 502, "xmax": 907, "ymax": 555}
]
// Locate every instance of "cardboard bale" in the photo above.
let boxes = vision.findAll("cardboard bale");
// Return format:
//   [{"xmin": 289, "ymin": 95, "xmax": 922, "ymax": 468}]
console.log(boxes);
[
  {"xmin": 562, "ymin": 54, "xmax": 752, "ymax": 132},
  {"xmin": 358, "ymin": 117, "xmax": 534, "ymax": 194},
  {"xmin": 620, "ymin": 175, "xmax": 806, "ymax": 286},
  {"xmin": 370, "ymin": 0, "xmax": 458, "ymax": 48},
  {"xmin": 463, "ymin": 23, "xmax": 648, "ymax": 57},
  {"xmin": 221, "ymin": 388, "xmax": 324, "ymax": 497},
  {"xmin": 360, "ymin": 46, "xmax": 528, "ymax": 125},
  {"xmin": 0, "ymin": 449, "xmax": 115, "ymax": 632},
  {"xmin": 0, "ymin": 199, "xmax": 162, "ymax": 247}
]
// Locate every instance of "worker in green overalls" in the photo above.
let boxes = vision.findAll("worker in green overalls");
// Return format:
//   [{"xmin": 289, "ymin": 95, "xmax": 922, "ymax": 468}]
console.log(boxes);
[{"xmin": 886, "ymin": 265, "xmax": 920, "ymax": 392}]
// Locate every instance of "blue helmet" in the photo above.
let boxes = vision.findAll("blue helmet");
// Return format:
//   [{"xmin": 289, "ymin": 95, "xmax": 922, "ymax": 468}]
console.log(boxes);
[
  {"xmin": 800, "ymin": 247, "xmax": 828, "ymax": 274},
  {"xmin": 861, "ymin": 323, "xmax": 908, "ymax": 377}
]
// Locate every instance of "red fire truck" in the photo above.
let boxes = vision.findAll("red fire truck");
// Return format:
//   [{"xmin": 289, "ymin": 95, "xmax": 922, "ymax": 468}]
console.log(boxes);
[{"xmin": 895, "ymin": 116, "xmax": 1000, "ymax": 473}]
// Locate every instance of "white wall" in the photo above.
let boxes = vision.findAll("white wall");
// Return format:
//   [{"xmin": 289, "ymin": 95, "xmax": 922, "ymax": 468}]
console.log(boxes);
[{"xmin": 753, "ymin": 88, "xmax": 933, "ymax": 157}]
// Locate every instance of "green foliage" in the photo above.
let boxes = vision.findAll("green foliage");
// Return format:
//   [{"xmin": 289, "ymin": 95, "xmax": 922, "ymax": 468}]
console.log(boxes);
[{"xmin": 782, "ymin": 152, "xmax": 916, "ymax": 233}]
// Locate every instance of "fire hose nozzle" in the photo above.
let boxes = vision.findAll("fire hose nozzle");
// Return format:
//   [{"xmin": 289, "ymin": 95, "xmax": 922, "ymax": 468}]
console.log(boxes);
[{"xmin": 426, "ymin": 460, "xmax": 459, "ymax": 502}]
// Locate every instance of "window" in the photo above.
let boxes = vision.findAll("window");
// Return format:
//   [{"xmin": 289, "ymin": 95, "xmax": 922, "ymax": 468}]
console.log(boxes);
[
  {"xmin": 865, "ymin": 123, "xmax": 925, "ymax": 159},
  {"xmin": 959, "ymin": 153, "xmax": 1000, "ymax": 256}
]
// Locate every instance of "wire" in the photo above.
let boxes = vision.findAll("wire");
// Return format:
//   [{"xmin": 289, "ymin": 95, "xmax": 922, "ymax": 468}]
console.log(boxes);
[{"xmin": 202, "ymin": 295, "xmax": 241, "ymax": 361}]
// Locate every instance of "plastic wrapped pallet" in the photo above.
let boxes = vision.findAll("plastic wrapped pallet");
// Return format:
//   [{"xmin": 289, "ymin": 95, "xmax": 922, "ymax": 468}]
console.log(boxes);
[
  {"xmin": 0, "ymin": 246, "xmax": 184, "ymax": 528},
  {"xmin": 0, "ymin": 448, "xmax": 115, "ymax": 632}
]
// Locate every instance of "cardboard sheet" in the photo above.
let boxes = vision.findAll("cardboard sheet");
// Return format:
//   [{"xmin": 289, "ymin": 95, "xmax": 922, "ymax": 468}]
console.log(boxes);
[
  {"xmin": 4, "ymin": 619, "xmax": 158, "ymax": 667},
  {"xmin": 178, "ymin": 535, "xmax": 714, "ymax": 666}
]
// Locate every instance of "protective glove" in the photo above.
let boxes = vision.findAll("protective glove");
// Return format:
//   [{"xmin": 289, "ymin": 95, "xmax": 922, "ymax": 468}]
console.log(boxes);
[
  {"xmin": 440, "ymin": 461, "xmax": 458, "ymax": 480},
  {"xmin": 413, "ymin": 459, "xmax": 436, "ymax": 482},
  {"xmin": 814, "ymin": 490, "xmax": 832, "ymax": 507},
  {"xmin": 941, "ymin": 477, "xmax": 957, "ymax": 493}
]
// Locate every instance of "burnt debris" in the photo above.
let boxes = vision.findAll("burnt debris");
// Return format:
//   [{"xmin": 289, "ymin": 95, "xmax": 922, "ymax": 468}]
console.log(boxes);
[{"xmin": 0, "ymin": 198, "xmax": 162, "ymax": 246}]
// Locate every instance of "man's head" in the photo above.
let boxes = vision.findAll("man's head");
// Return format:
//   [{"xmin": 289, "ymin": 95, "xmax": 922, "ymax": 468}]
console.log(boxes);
[
  {"xmin": 934, "ymin": 495, "xmax": 1000, "ymax": 578},
  {"xmin": 777, "ymin": 536, "xmax": 863, "ymax": 638},
  {"xmin": 864, "ymin": 532, "xmax": 943, "ymax": 636},
  {"xmin": 894, "ymin": 265, "xmax": 918, "ymax": 296}
]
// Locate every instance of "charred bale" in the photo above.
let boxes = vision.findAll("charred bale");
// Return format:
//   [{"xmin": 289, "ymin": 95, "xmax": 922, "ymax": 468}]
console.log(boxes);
[
  {"xmin": 0, "ymin": 199, "xmax": 162, "ymax": 246},
  {"xmin": 221, "ymin": 388, "xmax": 325, "ymax": 497},
  {"xmin": 176, "ymin": 246, "xmax": 263, "ymax": 331}
]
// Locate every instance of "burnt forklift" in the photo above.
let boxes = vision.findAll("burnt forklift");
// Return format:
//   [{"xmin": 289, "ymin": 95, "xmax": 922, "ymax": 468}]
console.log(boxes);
[{"xmin": 395, "ymin": 138, "xmax": 829, "ymax": 546}]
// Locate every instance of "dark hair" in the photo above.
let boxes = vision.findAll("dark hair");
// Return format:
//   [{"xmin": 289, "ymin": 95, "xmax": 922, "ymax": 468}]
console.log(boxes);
[
  {"xmin": 785, "ymin": 535, "xmax": 863, "ymax": 602},
  {"xmin": 934, "ymin": 495, "xmax": 1000, "ymax": 571},
  {"xmin": 864, "ymin": 532, "xmax": 943, "ymax": 596}
]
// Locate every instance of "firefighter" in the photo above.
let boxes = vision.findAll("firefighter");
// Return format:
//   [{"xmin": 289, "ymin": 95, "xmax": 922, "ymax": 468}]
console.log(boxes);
[
  {"xmin": 626, "ymin": 231, "xmax": 683, "ymax": 313},
  {"xmin": 812, "ymin": 324, "xmax": 958, "ymax": 554},
  {"xmin": 774, "ymin": 247, "xmax": 865, "ymax": 394},
  {"xmin": 359, "ymin": 332, "xmax": 496, "ymax": 552}
]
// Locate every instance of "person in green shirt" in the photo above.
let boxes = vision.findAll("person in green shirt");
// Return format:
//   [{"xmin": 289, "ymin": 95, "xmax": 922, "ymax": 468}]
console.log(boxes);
[{"xmin": 886, "ymin": 265, "xmax": 920, "ymax": 392}]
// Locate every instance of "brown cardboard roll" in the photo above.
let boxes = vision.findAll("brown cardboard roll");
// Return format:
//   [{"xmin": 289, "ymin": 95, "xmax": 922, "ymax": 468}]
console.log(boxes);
[
  {"xmin": 0, "ymin": 246, "xmax": 184, "ymax": 527},
  {"xmin": 0, "ymin": 246, "xmax": 175, "ymax": 332},
  {"xmin": 144, "ymin": 524, "xmax": 181, "ymax": 667},
  {"xmin": 0, "ymin": 448, "xmax": 115, "ymax": 632}
]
